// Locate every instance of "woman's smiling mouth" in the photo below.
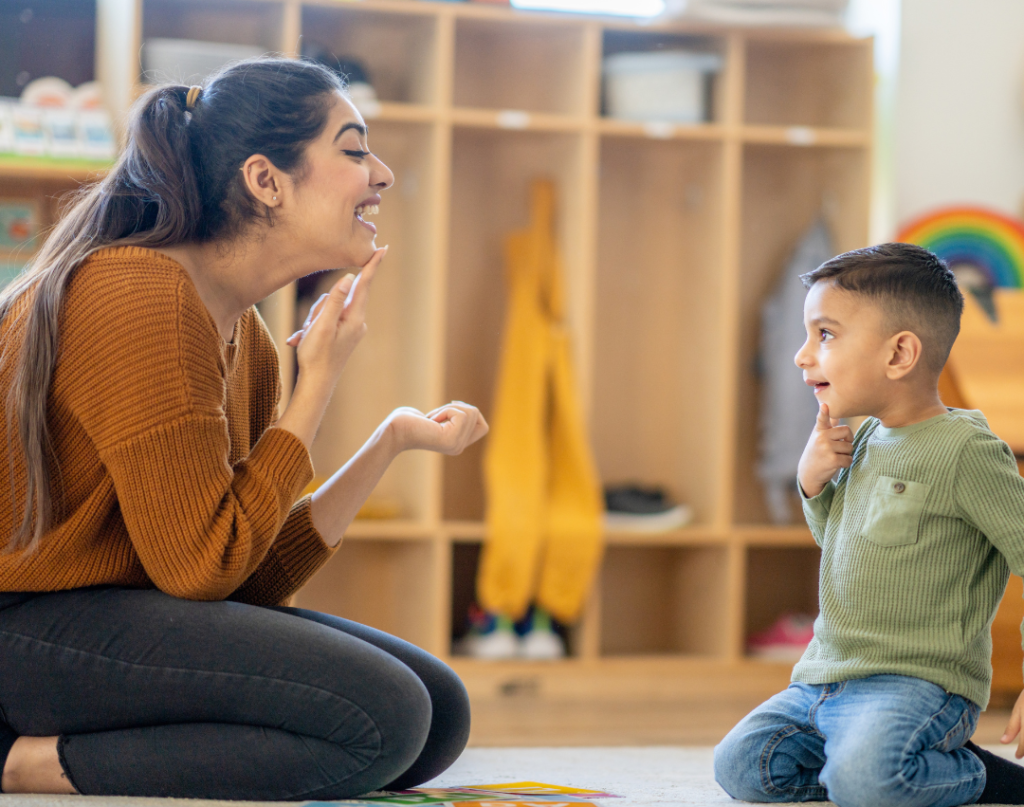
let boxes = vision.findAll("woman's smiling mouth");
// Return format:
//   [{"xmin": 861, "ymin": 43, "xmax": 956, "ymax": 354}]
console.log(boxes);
[{"xmin": 355, "ymin": 203, "xmax": 379, "ymax": 233}]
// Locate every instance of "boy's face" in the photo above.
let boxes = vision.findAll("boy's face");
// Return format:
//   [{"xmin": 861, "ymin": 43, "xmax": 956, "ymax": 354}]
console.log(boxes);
[{"xmin": 794, "ymin": 282, "xmax": 895, "ymax": 420}]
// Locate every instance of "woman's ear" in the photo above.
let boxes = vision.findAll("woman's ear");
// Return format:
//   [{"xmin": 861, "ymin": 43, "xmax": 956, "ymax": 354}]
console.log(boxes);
[
  {"xmin": 886, "ymin": 331, "xmax": 924, "ymax": 380},
  {"xmin": 240, "ymin": 154, "xmax": 283, "ymax": 208}
]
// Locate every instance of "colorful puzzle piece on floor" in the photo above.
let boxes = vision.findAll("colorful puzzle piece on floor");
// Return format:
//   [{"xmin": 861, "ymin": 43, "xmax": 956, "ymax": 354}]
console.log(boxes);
[
  {"xmin": 306, "ymin": 801, "xmax": 601, "ymax": 807},
  {"xmin": 454, "ymin": 802, "xmax": 601, "ymax": 807},
  {"xmin": 303, "ymin": 781, "xmax": 618, "ymax": 807},
  {"xmin": 464, "ymin": 783, "xmax": 618, "ymax": 797}
]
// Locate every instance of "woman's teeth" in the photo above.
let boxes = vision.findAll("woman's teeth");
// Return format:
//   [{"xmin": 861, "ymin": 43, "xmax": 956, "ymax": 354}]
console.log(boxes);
[{"xmin": 355, "ymin": 204, "xmax": 379, "ymax": 217}]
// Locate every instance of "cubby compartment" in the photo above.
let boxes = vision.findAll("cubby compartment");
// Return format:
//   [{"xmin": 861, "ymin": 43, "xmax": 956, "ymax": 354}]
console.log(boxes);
[
  {"xmin": 734, "ymin": 144, "xmax": 869, "ymax": 525},
  {"xmin": 141, "ymin": 0, "xmax": 288, "ymax": 84},
  {"xmin": 744, "ymin": 39, "xmax": 872, "ymax": 130},
  {"xmin": 594, "ymin": 137, "xmax": 726, "ymax": 528},
  {"xmin": 443, "ymin": 127, "xmax": 589, "ymax": 522},
  {"xmin": 143, "ymin": 0, "xmax": 286, "ymax": 50},
  {"xmin": 450, "ymin": 542, "xmax": 483, "ymax": 646},
  {"xmin": 453, "ymin": 18, "xmax": 588, "ymax": 115},
  {"xmin": 449, "ymin": 540, "xmax": 575, "ymax": 656},
  {"xmin": 745, "ymin": 546, "xmax": 820, "ymax": 653},
  {"xmin": 601, "ymin": 30, "xmax": 724, "ymax": 124},
  {"xmin": 306, "ymin": 121, "xmax": 442, "ymax": 522},
  {"xmin": 600, "ymin": 545, "xmax": 729, "ymax": 657},
  {"xmin": 0, "ymin": 0, "xmax": 96, "ymax": 98},
  {"xmin": 293, "ymin": 537, "xmax": 441, "ymax": 653},
  {"xmin": 300, "ymin": 6, "xmax": 438, "ymax": 106}
]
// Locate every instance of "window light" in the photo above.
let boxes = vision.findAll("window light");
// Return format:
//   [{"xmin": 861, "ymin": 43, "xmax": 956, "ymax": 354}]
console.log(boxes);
[{"xmin": 510, "ymin": 0, "xmax": 666, "ymax": 17}]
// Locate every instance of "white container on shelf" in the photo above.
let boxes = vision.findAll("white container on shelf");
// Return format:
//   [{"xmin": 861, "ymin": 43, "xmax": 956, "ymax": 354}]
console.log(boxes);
[
  {"xmin": 142, "ymin": 38, "xmax": 265, "ymax": 85},
  {"xmin": 0, "ymin": 99, "xmax": 14, "ymax": 155},
  {"xmin": 11, "ymin": 105, "xmax": 46, "ymax": 157},
  {"xmin": 603, "ymin": 50, "xmax": 722, "ymax": 123},
  {"xmin": 76, "ymin": 110, "xmax": 116, "ymax": 160},
  {"xmin": 43, "ymin": 109, "xmax": 80, "ymax": 158}
]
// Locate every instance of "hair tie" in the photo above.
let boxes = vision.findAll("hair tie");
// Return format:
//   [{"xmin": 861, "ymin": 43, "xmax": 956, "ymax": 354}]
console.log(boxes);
[{"xmin": 185, "ymin": 85, "xmax": 203, "ymax": 110}]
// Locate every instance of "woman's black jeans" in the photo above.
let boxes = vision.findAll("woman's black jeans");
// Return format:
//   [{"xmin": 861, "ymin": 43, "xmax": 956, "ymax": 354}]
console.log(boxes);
[{"xmin": 0, "ymin": 587, "xmax": 471, "ymax": 799}]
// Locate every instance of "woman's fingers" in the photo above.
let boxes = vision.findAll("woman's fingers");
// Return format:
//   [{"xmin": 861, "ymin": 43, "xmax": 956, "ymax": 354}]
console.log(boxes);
[
  {"xmin": 426, "ymin": 400, "xmax": 473, "ymax": 420},
  {"xmin": 303, "ymin": 248, "xmax": 385, "ymax": 343},
  {"xmin": 472, "ymin": 411, "xmax": 490, "ymax": 441},
  {"xmin": 302, "ymin": 293, "xmax": 327, "ymax": 331},
  {"xmin": 423, "ymin": 403, "xmax": 488, "ymax": 454},
  {"xmin": 344, "ymin": 246, "xmax": 388, "ymax": 313},
  {"xmin": 295, "ymin": 269, "xmax": 360, "ymax": 346}
]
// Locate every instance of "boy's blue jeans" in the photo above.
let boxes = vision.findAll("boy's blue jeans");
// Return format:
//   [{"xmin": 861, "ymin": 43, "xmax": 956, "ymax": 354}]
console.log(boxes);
[{"xmin": 714, "ymin": 675, "xmax": 986, "ymax": 807}]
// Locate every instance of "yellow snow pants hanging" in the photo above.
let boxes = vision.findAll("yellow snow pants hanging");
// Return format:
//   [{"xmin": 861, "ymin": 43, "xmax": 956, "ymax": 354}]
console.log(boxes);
[{"xmin": 477, "ymin": 179, "xmax": 604, "ymax": 624}]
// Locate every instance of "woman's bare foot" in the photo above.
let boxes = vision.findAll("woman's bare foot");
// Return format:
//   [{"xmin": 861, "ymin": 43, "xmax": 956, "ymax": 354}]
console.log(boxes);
[{"xmin": 1, "ymin": 736, "xmax": 78, "ymax": 794}]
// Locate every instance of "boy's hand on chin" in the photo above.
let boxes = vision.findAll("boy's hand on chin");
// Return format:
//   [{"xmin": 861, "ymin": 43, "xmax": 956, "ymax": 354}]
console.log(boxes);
[
  {"xmin": 1001, "ymin": 689, "xmax": 1024, "ymax": 758},
  {"xmin": 797, "ymin": 402, "xmax": 854, "ymax": 498}
]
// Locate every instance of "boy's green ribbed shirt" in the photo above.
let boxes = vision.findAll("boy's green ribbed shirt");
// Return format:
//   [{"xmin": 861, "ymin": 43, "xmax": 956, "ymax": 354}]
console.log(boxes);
[{"xmin": 795, "ymin": 409, "xmax": 1024, "ymax": 708}]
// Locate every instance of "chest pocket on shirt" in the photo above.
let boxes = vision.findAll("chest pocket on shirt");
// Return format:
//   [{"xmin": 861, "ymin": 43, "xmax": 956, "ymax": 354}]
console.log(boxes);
[{"xmin": 861, "ymin": 476, "xmax": 931, "ymax": 547}]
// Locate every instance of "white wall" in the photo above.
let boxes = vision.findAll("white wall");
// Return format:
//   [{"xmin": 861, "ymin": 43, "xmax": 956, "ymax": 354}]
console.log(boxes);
[
  {"xmin": 895, "ymin": 0, "xmax": 1024, "ymax": 230},
  {"xmin": 846, "ymin": 0, "xmax": 902, "ymax": 243}
]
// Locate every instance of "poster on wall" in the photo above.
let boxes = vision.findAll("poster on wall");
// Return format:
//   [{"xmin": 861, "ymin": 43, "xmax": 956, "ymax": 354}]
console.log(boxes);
[
  {"xmin": 0, "ymin": 199, "xmax": 40, "ymax": 255},
  {"xmin": 0, "ymin": 198, "xmax": 40, "ymax": 291}
]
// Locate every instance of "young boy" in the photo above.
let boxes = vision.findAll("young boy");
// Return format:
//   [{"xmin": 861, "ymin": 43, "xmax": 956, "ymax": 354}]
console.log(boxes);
[{"xmin": 714, "ymin": 243, "xmax": 1024, "ymax": 807}]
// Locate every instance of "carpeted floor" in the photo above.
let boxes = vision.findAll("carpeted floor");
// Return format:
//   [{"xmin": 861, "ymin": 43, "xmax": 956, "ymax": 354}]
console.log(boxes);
[
  {"xmin": 425, "ymin": 745, "xmax": 1024, "ymax": 806},
  {"xmin": 0, "ymin": 745, "xmax": 1022, "ymax": 807}
]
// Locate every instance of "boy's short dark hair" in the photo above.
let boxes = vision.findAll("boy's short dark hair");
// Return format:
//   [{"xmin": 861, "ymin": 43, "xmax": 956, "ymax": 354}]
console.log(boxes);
[{"xmin": 800, "ymin": 242, "xmax": 965, "ymax": 374}]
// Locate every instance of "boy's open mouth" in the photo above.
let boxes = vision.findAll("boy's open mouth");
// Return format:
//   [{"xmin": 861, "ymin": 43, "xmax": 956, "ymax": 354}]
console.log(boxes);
[{"xmin": 805, "ymin": 379, "xmax": 830, "ymax": 394}]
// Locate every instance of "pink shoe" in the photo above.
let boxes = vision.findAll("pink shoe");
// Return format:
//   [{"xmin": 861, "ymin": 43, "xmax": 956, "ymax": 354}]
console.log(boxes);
[{"xmin": 747, "ymin": 613, "xmax": 816, "ymax": 660}]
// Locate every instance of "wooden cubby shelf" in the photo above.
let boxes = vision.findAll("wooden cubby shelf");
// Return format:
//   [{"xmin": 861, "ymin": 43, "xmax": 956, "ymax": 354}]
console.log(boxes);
[
  {"xmin": 0, "ymin": 157, "xmax": 111, "ymax": 182},
  {"xmin": 6, "ymin": 0, "xmax": 872, "ymax": 699}
]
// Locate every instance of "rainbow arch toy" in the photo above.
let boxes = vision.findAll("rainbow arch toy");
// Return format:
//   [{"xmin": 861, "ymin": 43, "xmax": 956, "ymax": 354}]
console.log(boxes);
[{"xmin": 897, "ymin": 207, "xmax": 1024, "ymax": 288}]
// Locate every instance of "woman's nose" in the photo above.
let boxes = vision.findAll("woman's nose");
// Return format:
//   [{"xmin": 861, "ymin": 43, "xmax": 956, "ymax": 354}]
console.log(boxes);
[{"xmin": 371, "ymin": 155, "xmax": 395, "ymax": 191}]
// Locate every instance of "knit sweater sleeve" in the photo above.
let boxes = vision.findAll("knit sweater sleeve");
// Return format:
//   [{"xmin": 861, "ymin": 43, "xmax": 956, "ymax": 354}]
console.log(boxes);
[
  {"xmin": 61, "ymin": 252, "xmax": 314, "ymax": 600},
  {"xmin": 954, "ymin": 431, "xmax": 1024, "ymax": 577},
  {"xmin": 226, "ymin": 311, "xmax": 338, "ymax": 606},
  {"xmin": 799, "ymin": 480, "xmax": 835, "ymax": 547}
]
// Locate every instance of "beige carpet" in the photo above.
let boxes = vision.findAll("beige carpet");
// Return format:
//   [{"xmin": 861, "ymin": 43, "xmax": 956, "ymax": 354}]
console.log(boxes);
[{"xmin": 0, "ymin": 746, "xmax": 1022, "ymax": 806}]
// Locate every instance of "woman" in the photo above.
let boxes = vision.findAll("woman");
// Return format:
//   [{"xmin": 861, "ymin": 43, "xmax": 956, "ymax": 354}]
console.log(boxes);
[{"xmin": 0, "ymin": 58, "xmax": 487, "ymax": 799}]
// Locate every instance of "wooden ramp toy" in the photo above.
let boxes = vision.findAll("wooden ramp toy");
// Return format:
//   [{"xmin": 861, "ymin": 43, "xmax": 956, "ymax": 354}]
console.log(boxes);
[{"xmin": 943, "ymin": 288, "xmax": 1024, "ymax": 453}]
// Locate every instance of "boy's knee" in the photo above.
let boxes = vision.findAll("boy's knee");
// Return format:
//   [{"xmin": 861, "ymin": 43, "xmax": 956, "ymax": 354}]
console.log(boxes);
[
  {"xmin": 714, "ymin": 735, "xmax": 769, "ymax": 802},
  {"xmin": 820, "ymin": 755, "xmax": 907, "ymax": 807},
  {"xmin": 822, "ymin": 775, "xmax": 901, "ymax": 807}
]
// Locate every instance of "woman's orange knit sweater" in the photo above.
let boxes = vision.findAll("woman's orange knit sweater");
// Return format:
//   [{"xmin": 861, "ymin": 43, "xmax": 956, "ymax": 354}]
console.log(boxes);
[{"xmin": 0, "ymin": 246, "xmax": 336, "ymax": 605}]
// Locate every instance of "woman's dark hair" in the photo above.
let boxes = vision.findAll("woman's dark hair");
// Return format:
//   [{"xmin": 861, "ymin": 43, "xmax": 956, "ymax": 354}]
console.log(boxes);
[{"xmin": 0, "ymin": 57, "xmax": 346, "ymax": 554}]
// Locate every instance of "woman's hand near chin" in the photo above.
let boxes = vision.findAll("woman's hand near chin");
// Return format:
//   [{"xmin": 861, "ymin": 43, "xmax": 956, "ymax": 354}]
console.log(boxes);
[
  {"xmin": 275, "ymin": 247, "xmax": 386, "ymax": 451},
  {"xmin": 386, "ymin": 403, "xmax": 489, "ymax": 456},
  {"xmin": 286, "ymin": 246, "xmax": 387, "ymax": 387}
]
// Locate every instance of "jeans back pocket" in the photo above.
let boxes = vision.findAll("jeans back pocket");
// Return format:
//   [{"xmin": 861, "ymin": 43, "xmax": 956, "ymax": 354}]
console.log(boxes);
[{"xmin": 861, "ymin": 475, "xmax": 930, "ymax": 547}]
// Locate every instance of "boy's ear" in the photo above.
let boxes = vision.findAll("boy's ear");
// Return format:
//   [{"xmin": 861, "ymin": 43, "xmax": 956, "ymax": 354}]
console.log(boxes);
[{"xmin": 886, "ymin": 331, "xmax": 924, "ymax": 380}]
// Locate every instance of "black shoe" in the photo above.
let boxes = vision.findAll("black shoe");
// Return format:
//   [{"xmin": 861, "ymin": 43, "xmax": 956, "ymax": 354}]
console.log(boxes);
[{"xmin": 966, "ymin": 740, "xmax": 1024, "ymax": 804}]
